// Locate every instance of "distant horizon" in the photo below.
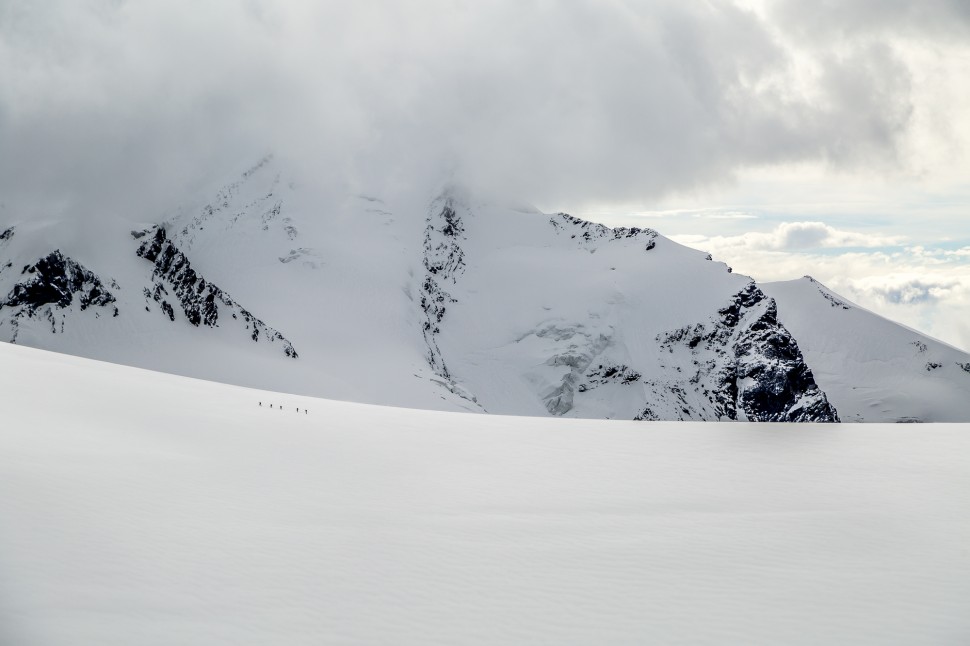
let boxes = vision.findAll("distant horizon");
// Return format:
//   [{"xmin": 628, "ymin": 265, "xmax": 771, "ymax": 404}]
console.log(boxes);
[{"xmin": 581, "ymin": 182, "xmax": 970, "ymax": 351}]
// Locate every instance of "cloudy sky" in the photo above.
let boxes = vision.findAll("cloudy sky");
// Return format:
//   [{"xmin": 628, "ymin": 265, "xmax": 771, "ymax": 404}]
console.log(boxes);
[{"xmin": 1, "ymin": 0, "xmax": 968, "ymax": 348}]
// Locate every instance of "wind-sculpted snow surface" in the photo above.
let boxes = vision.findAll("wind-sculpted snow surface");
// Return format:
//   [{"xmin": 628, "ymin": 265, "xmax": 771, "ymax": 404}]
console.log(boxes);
[{"xmin": 2, "ymin": 343, "xmax": 970, "ymax": 645}]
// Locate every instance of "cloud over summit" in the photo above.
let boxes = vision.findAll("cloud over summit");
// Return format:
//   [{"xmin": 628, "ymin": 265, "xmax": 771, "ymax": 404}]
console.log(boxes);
[{"xmin": 1, "ymin": 0, "xmax": 960, "ymax": 218}]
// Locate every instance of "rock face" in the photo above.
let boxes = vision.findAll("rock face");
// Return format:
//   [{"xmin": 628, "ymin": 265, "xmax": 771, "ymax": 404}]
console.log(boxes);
[
  {"xmin": 549, "ymin": 212, "xmax": 658, "ymax": 251},
  {"xmin": 411, "ymin": 197, "xmax": 839, "ymax": 421},
  {"xmin": 510, "ymin": 284, "xmax": 838, "ymax": 422},
  {"xmin": 0, "ymin": 251, "xmax": 118, "ymax": 341},
  {"xmin": 420, "ymin": 195, "xmax": 466, "ymax": 380},
  {"xmin": 136, "ymin": 226, "xmax": 298, "ymax": 358},
  {"xmin": 6, "ymin": 158, "xmax": 962, "ymax": 420},
  {"xmin": 0, "ymin": 228, "xmax": 16, "ymax": 278},
  {"xmin": 643, "ymin": 283, "xmax": 839, "ymax": 422}
]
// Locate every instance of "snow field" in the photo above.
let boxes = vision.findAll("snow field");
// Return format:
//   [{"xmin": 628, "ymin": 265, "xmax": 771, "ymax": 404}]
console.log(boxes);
[{"xmin": 1, "ymin": 342, "xmax": 969, "ymax": 645}]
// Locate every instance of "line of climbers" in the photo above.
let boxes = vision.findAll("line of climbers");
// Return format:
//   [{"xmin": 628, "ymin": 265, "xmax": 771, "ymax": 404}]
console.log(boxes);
[{"xmin": 259, "ymin": 402, "xmax": 308, "ymax": 414}]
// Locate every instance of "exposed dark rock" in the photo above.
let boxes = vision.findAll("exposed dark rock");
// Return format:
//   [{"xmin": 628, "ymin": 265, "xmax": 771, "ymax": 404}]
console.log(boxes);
[
  {"xmin": 260, "ymin": 202, "xmax": 282, "ymax": 230},
  {"xmin": 647, "ymin": 283, "xmax": 839, "ymax": 422},
  {"xmin": 926, "ymin": 362, "xmax": 942, "ymax": 371},
  {"xmin": 160, "ymin": 300, "xmax": 175, "ymax": 322},
  {"xmin": 136, "ymin": 226, "xmax": 298, "ymax": 358},
  {"xmin": 2, "ymin": 250, "xmax": 117, "ymax": 316},
  {"xmin": 805, "ymin": 276, "xmax": 851, "ymax": 309},
  {"xmin": 0, "ymin": 228, "xmax": 13, "ymax": 278},
  {"xmin": 0, "ymin": 250, "xmax": 119, "ymax": 340},
  {"xmin": 580, "ymin": 364, "xmax": 642, "ymax": 393},
  {"xmin": 549, "ymin": 213, "xmax": 659, "ymax": 251},
  {"xmin": 420, "ymin": 198, "xmax": 466, "ymax": 379}
]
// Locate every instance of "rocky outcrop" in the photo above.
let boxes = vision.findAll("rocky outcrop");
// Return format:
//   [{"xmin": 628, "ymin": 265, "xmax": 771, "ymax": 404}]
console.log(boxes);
[
  {"xmin": 642, "ymin": 283, "xmax": 839, "ymax": 422},
  {"xmin": 420, "ymin": 196, "xmax": 466, "ymax": 379},
  {"xmin": 136, "ymin": 226, "xmax": 298, "ymax": 358},
  {"xmin": 579, "ymin": 364, "xmax": 642, "ymax": 391},
  {"xmin": 805, "ymin": 276, "xmax": 851, "ymax": 310},
  {"xmin": 0, "ymin": 250, "xmax": 118, "ymax": 341},
  {"xmin": 0, "ymin": 228, "xmax": 13, "ymax": 277},
  {"xmin": 549, "ymin": 213, "xmax": 658, "ymax": 251}
]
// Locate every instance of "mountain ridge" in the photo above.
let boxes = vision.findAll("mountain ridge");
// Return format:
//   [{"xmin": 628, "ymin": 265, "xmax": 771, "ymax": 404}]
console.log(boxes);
[{"xmin": 1, "ymin": 157, "xmax": 967, "ymax": 421}]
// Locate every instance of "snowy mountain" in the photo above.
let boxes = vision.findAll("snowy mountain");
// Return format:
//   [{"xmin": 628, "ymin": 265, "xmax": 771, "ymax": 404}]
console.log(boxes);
[
  {"xmin": 763, "ymin": 277, "xmax": 970, "ymax": 422},
  {"xmin": 1, "ymin": 156, "xmax": 967, "ymax": 421},
  {"xmin": 3, "ymin": 340, "xmax": 970, "ymax": 645}
]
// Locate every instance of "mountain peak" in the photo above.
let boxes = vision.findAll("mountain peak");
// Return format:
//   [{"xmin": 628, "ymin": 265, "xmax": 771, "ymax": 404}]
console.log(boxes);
[{"xmin": 1, "ymin": 166, "xmax": 967, "ymax": 421}]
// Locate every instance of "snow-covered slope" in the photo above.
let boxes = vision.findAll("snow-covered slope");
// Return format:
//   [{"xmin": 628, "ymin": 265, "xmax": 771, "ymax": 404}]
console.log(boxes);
[
  {"xmin": 0, "ymin": 156, "xmax": 965, "ymax": 420},
  {"xmin": 762, "ymin": 277, "xmax": 970, "ymax": 422},
  {"xmin": 0, "ymin": 158, "xmax": 467, "ymax": 413},
  {"xmin": 417, "ymin": 193, "xmax": 833, "ymax": 421},
  {"xmin": 2, "ymin": 341, "xmax": 970, "ymax": 645}
]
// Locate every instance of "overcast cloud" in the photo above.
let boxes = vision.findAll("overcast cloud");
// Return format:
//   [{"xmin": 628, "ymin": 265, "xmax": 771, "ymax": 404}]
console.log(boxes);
[
  {"xmin": 1, "ymin": 0, "xmax": 968, "ymax": 346},
  {"xmin": 771, "ymin": 0, "xmax": 970, "ymax": 41},
  {"xmin": 2, "ymin": 0, "xmax": 958, "ymax": 214}
]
